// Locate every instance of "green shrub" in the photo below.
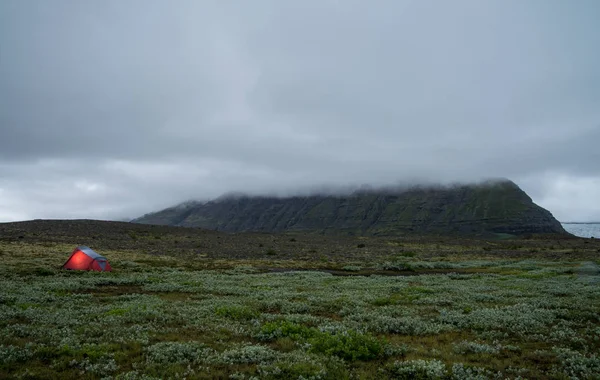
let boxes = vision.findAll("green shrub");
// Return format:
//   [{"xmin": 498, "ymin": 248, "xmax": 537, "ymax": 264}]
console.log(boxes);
[
  {"xmin": 259, "ymin": 356, "xmax": 349, "ymax": 380},
  {"xmin": 387, "ymin": 359, "xmax": 446, "ymax": 379},
  {"xmin": 451, "ymin": 363, "xmax": 494, "ymax": 379},
  {"xmin": 215, "ymin": 305, "xmax": 258, "ymax": 320},
  {"xmin": 35, "ymin": 344, "xmax": 114, "ymax": 364},
  {"xmin": 35, "ymin": 344, "xmax": 75, "ymax": 361},
  {"xmin": 145, "ymin": 341, "xmax": 210, "ymax": 365},
  {"xmin": 552, "ymin": 347, "xmax": 600, "ymax": 379},
  {"xmin": 217, "ymin": 344, "xmax": 277, "ymax": 364},
  {"xmin": 381, "ymin": 262, "xmax": 415, "ymax": 271},
  {"xmin": 0, "ymin": 344, "xmax": 35, "ymax": 364},
  {"xmin": 260, "ymin": 361, "xmax": 326, "ymax": 379},
  {"xmin": 308, "ymin": 330, "xmax": 383, "ymax": 361},
  {"xmin": 372, "ymin": 297, "xmax": 395, "ymax": 306},
  {"xmin": 105, "ymin": 308, "xmax": 128, "ymax": 317},
  {"xmin": 259, "ymin": 321, "xmax": 383, "ymax": 361},
  {"xmin": 258, "ymin": 321, "xmax": 316, "ymax": 341},
  {"xmin": 453, "ymin": 340, "xmax": 500, "ymax": 354}
]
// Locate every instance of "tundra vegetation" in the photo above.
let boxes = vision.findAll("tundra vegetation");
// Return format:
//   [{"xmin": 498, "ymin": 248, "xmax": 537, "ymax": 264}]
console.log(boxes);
[{"xmin": 0, "ymin": 220, "xmax": 599, "ymax": 379}]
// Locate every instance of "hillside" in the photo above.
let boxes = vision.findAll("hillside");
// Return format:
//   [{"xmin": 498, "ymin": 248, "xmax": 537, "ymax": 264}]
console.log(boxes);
[{"xmin": 133, "ymin": 180, "xmax": 567, "ymax": 237}]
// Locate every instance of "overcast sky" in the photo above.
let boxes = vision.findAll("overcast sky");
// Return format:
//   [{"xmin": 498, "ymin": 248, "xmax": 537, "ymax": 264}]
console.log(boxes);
[{"xmin": 1, "ymin": 0, "xmax": 599, "ymax": 223}]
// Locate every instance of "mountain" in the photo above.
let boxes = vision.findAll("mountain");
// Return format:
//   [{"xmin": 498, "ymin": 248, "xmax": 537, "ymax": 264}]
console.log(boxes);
[{"xmin": 133, "ymin": 180, "xmax": 567, "ymax": 237}]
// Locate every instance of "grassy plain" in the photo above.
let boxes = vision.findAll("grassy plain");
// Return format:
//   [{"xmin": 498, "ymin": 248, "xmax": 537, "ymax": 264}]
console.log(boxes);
[{"xmin": 1, "ymin": 220, "xmax": 599, "ymax": 379}]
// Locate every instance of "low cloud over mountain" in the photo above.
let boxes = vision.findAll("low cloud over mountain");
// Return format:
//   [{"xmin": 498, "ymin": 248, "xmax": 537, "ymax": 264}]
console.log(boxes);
[{"xmin": 1, "ymin": 1, "xmax": 599, "ymax": 222}]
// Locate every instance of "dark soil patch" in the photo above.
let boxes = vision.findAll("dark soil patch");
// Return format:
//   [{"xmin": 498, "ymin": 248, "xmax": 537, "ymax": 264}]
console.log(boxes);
[
  {"xmin": 75, "ymin": 285, "xmax": 143, "ymax": 296},
  {"xmin": 260, "ymin": 267, "xmax": 471, "ymax": 277},
  {"xmin": 73, "ymin": 285, "xmax": 194, "ymax": 301}
]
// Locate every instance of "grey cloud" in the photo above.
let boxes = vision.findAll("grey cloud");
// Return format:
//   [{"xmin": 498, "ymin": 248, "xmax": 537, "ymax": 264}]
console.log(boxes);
[{"xmin": 0, "ymin": 0, "xmax": 599, "ymax": 222}]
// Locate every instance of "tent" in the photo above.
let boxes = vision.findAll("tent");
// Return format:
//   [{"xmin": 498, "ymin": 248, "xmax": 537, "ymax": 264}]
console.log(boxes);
[{"xmin": 62, "ymin": 246, "xmax": 112, "ymax": 272}]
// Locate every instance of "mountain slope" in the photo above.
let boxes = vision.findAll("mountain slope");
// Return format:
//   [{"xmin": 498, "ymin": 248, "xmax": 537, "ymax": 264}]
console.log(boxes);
[{"xmin": 133, "ymin": 180, "xmax": 567, "ymax": 236}]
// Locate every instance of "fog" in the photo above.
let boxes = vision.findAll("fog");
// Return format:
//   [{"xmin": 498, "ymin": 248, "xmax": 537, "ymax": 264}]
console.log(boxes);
[{"xmin": 1, "ymin": 0, "xmax": 599, "ymax": 222}]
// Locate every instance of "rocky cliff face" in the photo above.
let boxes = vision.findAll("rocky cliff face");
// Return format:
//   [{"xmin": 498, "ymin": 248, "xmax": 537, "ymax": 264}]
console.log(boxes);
[{"xmin": 133, "ymin": 180, "xmax": 567, "ymax": 236}]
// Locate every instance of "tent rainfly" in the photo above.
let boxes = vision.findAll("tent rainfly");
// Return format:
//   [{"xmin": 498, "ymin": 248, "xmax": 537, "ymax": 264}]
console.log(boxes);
[{"xmin": 62, "ymin": 246, "xmax": 112, "ymax": 272}]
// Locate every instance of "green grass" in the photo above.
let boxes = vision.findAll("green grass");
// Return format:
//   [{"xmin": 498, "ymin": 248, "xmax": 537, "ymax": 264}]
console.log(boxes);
[{"xmin": 0, "ymin": 231, "xmax": 599, "ymax": 379}]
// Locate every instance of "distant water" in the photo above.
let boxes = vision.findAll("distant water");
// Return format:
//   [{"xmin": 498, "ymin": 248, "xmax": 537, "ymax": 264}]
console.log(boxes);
[{"xmin": 562, "ymin": 223, "xmax": 600, "ymax": 238}]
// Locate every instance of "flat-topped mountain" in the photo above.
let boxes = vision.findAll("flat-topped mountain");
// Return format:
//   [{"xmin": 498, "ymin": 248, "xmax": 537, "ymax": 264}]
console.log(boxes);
[{"xmin": 133, "ymin": 180, "xmax": 567, "ymax": 237}]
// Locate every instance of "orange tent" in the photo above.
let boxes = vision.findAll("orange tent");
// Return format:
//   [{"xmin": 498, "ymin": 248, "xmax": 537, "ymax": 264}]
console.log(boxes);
[{"xmin": 62, "ymin": 246, "xmax": 112, "ymax": 272}]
